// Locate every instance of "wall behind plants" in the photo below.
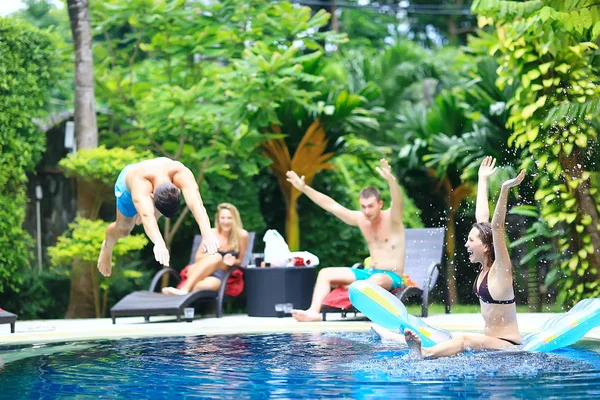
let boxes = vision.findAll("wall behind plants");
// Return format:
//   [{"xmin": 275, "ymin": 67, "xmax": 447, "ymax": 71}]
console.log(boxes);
[{"xmin": 0, "ymin": 18, "xmax": 56, "ymax": 307}]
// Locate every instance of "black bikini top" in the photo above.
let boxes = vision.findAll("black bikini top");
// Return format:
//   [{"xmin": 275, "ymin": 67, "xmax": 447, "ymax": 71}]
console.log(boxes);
[{"xmin": 473, "ymin": 270, "xmax": 515, "ymax": 305}]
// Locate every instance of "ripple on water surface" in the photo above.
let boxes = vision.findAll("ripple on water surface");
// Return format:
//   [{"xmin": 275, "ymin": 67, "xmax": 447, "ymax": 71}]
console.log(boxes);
[{"xmin": 0, "ymin": 332, "xmax": 599, "ymax": 399}]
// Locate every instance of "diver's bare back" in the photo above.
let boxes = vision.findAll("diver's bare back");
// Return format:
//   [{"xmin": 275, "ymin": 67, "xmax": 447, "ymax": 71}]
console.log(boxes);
[
  {"xmin": 358, "ymin": 209, "xmax": 405, "ymax": 273},
  {"xmin": 125, "ymin": 157, "xmax": 184, "ymax": 190}
]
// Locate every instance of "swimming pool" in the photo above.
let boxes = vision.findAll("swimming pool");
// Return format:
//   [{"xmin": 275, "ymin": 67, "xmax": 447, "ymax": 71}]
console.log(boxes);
[{"xmin": 1, "ymin": 332, "xmax": 599, "ymax": 398}]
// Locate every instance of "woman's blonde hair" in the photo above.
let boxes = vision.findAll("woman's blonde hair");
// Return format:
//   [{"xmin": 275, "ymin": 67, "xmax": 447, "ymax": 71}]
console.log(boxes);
[{"xmin": 215, "ymin": 203, "xmax": 244, "ymax": 252}]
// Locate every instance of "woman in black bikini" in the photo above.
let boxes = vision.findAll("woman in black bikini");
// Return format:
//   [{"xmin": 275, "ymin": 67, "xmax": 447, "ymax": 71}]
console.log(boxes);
[
  {"xmin": 404, "ymin": 157, "xmax": 525, "ymax": 358},
  {"xmin": 163, "ymin": 203, "xmax": 249, "ymax": 295}
]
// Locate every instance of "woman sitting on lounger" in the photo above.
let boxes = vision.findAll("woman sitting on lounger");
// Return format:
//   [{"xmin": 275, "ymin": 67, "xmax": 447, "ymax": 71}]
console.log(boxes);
[
  {"xmin": 375, "ymin": 157, "xmax": 526, "ymax": 358},
  {"xmin": 163, "ymin": 203, "xmax": 249, "ymax": 295}
]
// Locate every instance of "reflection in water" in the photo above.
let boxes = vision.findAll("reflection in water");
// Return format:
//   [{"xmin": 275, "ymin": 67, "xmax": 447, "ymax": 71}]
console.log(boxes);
[{"xmin": 0, "ymin": 332, "xmax": 599, "ymax": 399}]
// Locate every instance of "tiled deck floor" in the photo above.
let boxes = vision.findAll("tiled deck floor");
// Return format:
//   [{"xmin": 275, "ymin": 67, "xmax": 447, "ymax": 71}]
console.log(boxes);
[{"xmin": 2, "ymin": 312, "xmax": 599, "ymax": 346}]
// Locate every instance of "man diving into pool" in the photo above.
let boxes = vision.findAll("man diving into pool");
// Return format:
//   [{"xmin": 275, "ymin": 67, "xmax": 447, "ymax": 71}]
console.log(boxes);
[
  {"xmin": 286, "ymin": 158, "xmax": 405, "ymax": 322},
  {"xmin": 97, "ymin": 157, "xmax": 220, "ymax": 277}
]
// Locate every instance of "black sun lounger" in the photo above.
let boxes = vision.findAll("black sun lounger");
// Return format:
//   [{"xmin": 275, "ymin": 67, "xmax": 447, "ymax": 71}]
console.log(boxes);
[
  {"xmin": 0, "ymin": 309, "xmax": 17, "ymax": 333},
  {"xmin": 110, "ymin": 232, "xmax": 255, "ymax": 324},
  {"xmin": 321, "ymin": 227, "xmax": 446, "ymax": 320}
]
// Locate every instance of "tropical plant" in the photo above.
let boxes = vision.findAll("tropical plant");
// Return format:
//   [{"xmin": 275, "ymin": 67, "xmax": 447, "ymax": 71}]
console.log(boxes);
[
  {"xmin": 48, "ymin": 218, "xmax": 148, "ymax": 317},
  {"xmin": 395, "ymin": 88, "xmax": 478, "ymax": 305},
  {"xmin": 262, "ymin": 81, "xmax": 384, "ymax": 250},
  {"xmin": 338, "ymin": 4, "xmax": 400, "ymax": 49},
  {"xmin": 221, "ymin": 5, "xmax": 389, "ymax": 251},
  {"xmin": 509, "ymin": 205, "xmax": 562, "ymax": 311},
  {"xmin": 59, "ymin": 146, "xmax": 153, "ymax": 218},
  {"xmin": 57, "ymin": 146, "xmax": 151, "ymax": 317},
  {"xmin": 472, "ymin": 0, "xmax": 600, "ymax": 305},
  {"xmin": 342, "ymin": 41, "xmax": 465, "ymax": 147}
]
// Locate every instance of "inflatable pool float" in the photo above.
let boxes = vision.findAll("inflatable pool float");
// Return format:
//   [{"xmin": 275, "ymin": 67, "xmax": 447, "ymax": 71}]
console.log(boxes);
[
  {"xmin": 521, "ymin": 298, "xmax": 600, "ymax": 352},
  {"xmin": 349, "ymin": 280, "xmax": 452, "ymax": 347},
  {"xmin": 349, "ymin": 280, "xmax": 600, "ymax": 352}
]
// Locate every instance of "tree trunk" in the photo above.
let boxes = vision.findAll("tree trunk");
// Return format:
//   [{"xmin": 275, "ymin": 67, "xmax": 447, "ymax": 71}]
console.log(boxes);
[
  {"xmin": 65, "ymin": 261, "xmax": 97, "ymax": 318},
  {"xmin": 560, "ymin": 151, "xmax": 600, "ymax": 281},
  {"xmin": 446, "ymin": 0, "xmax": 464, "ymax": 46},
  {"xmin": 68, "ymin": 0, "xmax": 98, "ymax": 150},
  {"xmin": 433, "ymin": 176, "xmax": 471, "ymax": 308},
  {"xmin": 65, "ymin": 0, "xmax": 99, "ymax": 318},
  {"xmin": 286, "ymin": 197, "xmax": 300, "ymax": 251},
  {"xmin": 330, "ymin": 1, "xmax": 338, "ymax": 32},
  {"xmin": 444, "ymin": 207, "xmax": 459, "ymax": 307},
  {"xmin": 527, "ymin": 240, "xmax": 541, "ymax": 312}
]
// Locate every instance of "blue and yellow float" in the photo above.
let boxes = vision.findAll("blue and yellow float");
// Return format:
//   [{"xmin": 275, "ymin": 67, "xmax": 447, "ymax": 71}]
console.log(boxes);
[{"xmin": 349, "ymin": 280, "xmax": 600, "ymax": 352}]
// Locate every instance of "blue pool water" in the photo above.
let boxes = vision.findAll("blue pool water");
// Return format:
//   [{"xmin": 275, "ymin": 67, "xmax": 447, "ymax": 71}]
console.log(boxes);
[{"xmin": 1, "ymin": 332, "xmax": 599, "ymax": 399}]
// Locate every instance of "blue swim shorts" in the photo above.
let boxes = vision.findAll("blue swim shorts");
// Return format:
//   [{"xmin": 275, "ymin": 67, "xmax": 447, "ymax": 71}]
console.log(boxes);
[
  {"xmin": 351, "ymin": 267, "xmax": 404, "ymax": 291},
  {"xmin": 114, "ymin": 164, "xmax": 137, "ymax": 217}
]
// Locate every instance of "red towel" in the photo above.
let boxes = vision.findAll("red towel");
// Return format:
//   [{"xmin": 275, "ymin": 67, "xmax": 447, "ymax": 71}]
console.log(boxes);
[
  {"xmin": 321, "ymin": 274, "xmax": 417, "ymax": 310},
  {"xmin": 176, "ymin": 265, "xmax": 244, "ymax": 297},
  {"xmin": 224, "ymin": 269, "xmax": 244, "ymax": 297},
  {"xmin": 322, "ymin": 287, "xmax": 353, "ymax": 310}
]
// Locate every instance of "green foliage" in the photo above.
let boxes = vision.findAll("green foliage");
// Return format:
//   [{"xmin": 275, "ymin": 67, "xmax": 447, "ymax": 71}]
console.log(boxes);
[
  {"xmin": 473, "ymin": 0, "xmax": 600, "ymax": 304},
  {"xmin": 0, "ymin": 270, "xmax": 71, "ymax": 320},
  {"xmin": 228, "ymin": 45, "xmax": 327, "ymax": 128},
  {"xmin": 339, "ymin": 8, "xmax": 399, "ymax": 49},
  {"xmin": 509, "ymin": 205, "xmax": 561, "ymax": 267},
  {"xmin": 0, "ymin": 193, "xmax": 35, "ymax": 293},
  {"xmin": 341, "ymin": 41, "xmax": 468, "ymax": 149},
  {"xmin": 472, "ymin": 0, "xmax": 544, "ymax": 19},
  {"xmin": 0, "ymin": 17, "xmax": 54, "ymax": 189},
  {"xmin": 0, "ymin": 17, "xmax": 56, "ymax": 293},
  {"xmin": 48, "ymin": 218, "xmax": 148, "ymax": 267},
  {"xmin": 14, "ymin": 0, "xmax": 64, "ymax": 30},
  {"xmin": 59, "ymin": 146, "xmax": 152, "ymax": 186},
  {"xmin": 13, "ymin": 0, "xmax": 74, "ymax": 114}
]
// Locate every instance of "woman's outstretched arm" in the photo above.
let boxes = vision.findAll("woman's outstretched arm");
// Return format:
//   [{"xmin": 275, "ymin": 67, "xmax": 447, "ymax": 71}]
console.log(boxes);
[
  {"xmin": 491, "ymin": 170, "xmax": 526, "ymax": 274},
  {"xmin": 476, "ymin": 156, "xmax": 497, "ymax": 223}
]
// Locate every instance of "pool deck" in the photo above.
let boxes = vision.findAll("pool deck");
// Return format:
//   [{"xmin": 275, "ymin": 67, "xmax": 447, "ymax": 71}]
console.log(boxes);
[{"xmin": 1, "ymin": 312, "xmax": 599, "ymax": 346}]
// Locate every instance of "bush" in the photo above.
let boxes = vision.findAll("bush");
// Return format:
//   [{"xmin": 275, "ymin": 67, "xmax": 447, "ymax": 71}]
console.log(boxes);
[
  {"xmin": 0, "ymin": 17, "xmax": 57, "ymax": 294},
  {"xmin": 0, "ymin": 270, "xmax": 70, "ymax": 320}
]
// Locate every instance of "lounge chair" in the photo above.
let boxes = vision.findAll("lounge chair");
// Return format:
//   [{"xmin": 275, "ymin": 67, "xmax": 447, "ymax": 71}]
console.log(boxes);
[
  {"xmin": 321, "ymin": 227, "xmax": 446, "ymax": 320},
  {"xmin": 0, "ymin": 308, "xmax": 17, "ymax": 333},
  {"xmin": 110, "ymin": 232, "xmax": 255, "ymax": 324}
]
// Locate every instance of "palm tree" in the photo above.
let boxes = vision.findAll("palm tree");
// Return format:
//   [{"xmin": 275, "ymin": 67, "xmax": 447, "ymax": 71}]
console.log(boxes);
[
  {"xmin": 265, "ymin": 76, "xmax": 382, "ymax": 250},
  {"xmin": 65, "ymin": 0, "xmax": 99, "ymax": 318}
]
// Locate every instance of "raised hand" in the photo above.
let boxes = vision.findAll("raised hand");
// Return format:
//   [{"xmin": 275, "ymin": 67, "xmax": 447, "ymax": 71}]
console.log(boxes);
[
  {"xmin": 286, "ymin": 170, "xmax": 306, "ymax": 191},
  {"xmin": 375, "ymin": 159, "xmax": 396, "ymax": 182},
  {"xmin": 502, "ymin": 170, "xmax": 526, "ymax": 189},
  {"xmin": 202, "ymin": 230, "xmax": 220, "ymax": 255},
  {"xmin": 478, "ymin": 156, "xmax": 497, "ymax": 180},
  {"xmin": 153, "ymin": 243, "xmax": 170, "ymax": 267}
]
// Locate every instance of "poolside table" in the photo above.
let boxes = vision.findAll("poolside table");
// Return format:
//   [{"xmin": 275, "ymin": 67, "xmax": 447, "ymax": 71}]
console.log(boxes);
[{"xmin": 244, "ymin": 266, "xmax": 316, "ymax": 317}]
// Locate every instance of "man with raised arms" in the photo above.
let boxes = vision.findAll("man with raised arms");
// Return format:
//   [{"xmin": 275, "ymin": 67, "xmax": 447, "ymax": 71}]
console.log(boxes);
[{"xmin": 285, "ymin": 159, "xmax": 405, "ymax": 322}]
